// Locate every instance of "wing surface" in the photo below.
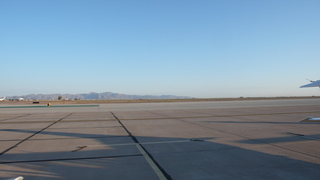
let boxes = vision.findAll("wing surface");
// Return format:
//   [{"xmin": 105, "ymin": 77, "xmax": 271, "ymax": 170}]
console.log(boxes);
[{"xmin": 300, "ymin": 80, "xmax": 320, "ymax": 88}]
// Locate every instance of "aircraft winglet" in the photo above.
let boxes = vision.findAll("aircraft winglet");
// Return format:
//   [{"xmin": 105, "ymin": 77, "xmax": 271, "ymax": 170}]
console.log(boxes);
[
  {"xmin": 300, "ymin": 116, "xmax": 320, "ymax": 123},
  {"xmin": 6, "ymin": 177, "xmax": 23, "ymax": 180}
]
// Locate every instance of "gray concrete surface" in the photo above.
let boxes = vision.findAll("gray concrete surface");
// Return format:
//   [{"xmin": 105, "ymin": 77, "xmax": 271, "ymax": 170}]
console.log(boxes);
[{"xmin": 1, "ymin": 99, "xmax": 320, "ymax": 179}]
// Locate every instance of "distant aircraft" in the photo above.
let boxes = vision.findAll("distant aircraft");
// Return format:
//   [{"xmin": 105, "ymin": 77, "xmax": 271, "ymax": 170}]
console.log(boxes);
[
  {"xmin": 0, "ymin": 96, "xmax": 6, "ymax": 101},
  {"xmin": 300, "ymin": 79, "xmax": 320, "ymax": 88},
  {"xmin": 9, "ymin": 97, "xmax": 24, "ymax": 101},
  {"xmin": 300, "ymin": 79, "xmax": 320, "ymax": 122}
]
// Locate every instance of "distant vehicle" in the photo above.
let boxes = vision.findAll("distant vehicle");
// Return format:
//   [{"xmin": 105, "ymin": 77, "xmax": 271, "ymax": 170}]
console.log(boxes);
[
  {"xmin": 300, "ymin": 79, "xmax": 320, "ymax": 122},
  {"xmin": 0, "ymin": 96, "xmax": 6, "ymax": 101},
  {"xmin": 300, "ymin": 79, "xmax": 320, "ymax": 88}
]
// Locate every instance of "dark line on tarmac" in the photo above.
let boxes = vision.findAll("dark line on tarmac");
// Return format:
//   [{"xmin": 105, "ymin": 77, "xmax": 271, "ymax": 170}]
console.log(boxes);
[
  {"xmin": 179, "ymin": 118, "xmax": 320, "ymax": 159},
  {"xmin": 110, "ymin": 112, "xmax": 172, "ymax": 180},
  {"xmin": 0, "ymin": 154, "xmax": 142, "ymax": 164},
  {"xmin": 0, "ymin": 113, "xmax": 73, "ymax": 156},
  {"xmin": 0, "ymin": 119, "xmax": 116, "ymax": 124},
  {"xmin": 145, "ymin": 110, "xmax": 320, "ymax": 160},
  {"xmin": 111, "ymin": 111, "xmax": 320, "ymax": 121},
  {"xmin": 285, "ymin": 132, "xmax": 320, "ymax": 141},
  {"xmin": 0, "ymin": 114, "xmax": 31, "ymax": 122},
  {"xmin": 0, "ymin": 135, "xmax": 130, "ymax": 142},
  {"xmin": 3, "ymin": 110, "xmax": 320, "ymax": 124},
  {"xmin": 0, "ymin": 105, "xmax": 99, "ymax": 109}
]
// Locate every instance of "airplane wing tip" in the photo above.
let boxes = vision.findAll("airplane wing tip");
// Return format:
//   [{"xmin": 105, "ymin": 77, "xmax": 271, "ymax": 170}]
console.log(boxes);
[
  {"xmin": 300, "ymin": 116, "xmax": 320, "ymax": 123},
  {"xmin": 300, "ymin": 116, "xmax": 313, "ymax": 122},
  {"xmin": 6, "ymin": 177, "xmax": 23, "ymax": 180},
  {"xmin": 300, "ymin": 80, "xmax": 320, "ymax": 88}
]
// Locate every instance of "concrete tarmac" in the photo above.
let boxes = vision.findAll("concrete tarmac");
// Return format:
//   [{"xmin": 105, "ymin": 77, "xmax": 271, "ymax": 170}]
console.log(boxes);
[{"xmin": 0, "ymin": 99, "xmax": 320, "ymax": 179}]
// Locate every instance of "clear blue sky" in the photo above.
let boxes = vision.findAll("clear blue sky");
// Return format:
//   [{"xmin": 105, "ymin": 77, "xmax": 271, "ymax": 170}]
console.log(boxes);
[{"xmin": 1, "ymin": 0, "xmax": 319, "ymax": 98}]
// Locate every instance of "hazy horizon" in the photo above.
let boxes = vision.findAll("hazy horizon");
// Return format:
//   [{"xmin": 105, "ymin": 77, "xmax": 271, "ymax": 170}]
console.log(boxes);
[{"xmin": 4, "ymin": 91, "xmax": 320, "ymax": 100}]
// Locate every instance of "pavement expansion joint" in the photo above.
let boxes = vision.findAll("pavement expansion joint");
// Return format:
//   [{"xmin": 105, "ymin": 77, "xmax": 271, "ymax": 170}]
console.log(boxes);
[
  {"xmin": 0, "ymin": 154, "xmax": 143, "ymax": 164},
  {"xmin": 0, "ymin": 113, "xmax": 74, "ymax": 156},
  {"xmin": 0, "ymin": 119, "xmax": 117, "ymax": 124},
  {"xmin": 73, "ymin": 138, "xmax": 209, "ymax": 149},
  {"xmin": 174, "ymin": 117, "xmax": 320, "ymax": 160},
  {"xmin": 110, "ymin": 111, "xmax": 172, "ymax": 180},
  {"xmin": 119, "ymin": 110, "xmax": 320, "ymax": 121},
  {"xmin": 0, "ymin": 114, "xmax": 31, "ymax": 122}
]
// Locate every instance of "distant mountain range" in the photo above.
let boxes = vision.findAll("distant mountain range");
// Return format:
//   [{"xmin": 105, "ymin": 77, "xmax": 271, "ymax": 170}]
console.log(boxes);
[{"xmin": 8, "ymin": 92, "xmax": 192, "ymax": 100}]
